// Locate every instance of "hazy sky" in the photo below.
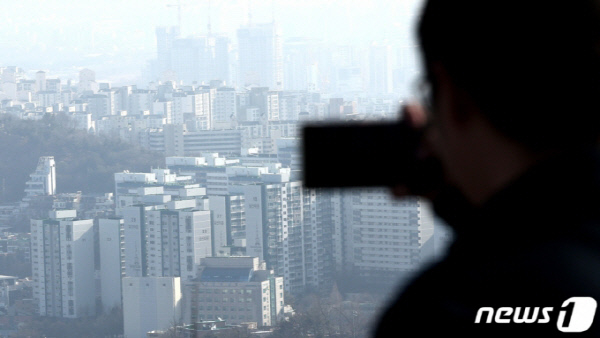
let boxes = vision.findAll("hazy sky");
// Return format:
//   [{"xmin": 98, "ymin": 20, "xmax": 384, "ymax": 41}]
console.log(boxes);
[{"xmin": 0, "ymin": 0, "xmax": 423, "ymax": 84}]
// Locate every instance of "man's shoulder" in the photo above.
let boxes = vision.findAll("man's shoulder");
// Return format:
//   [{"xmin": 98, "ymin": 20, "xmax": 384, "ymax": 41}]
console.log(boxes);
[
  {"xmin": 446, "ymin": 220, "xmax": 600, "ymax": 299},
  {"xmin": 374, "ymin": 222, "xmax": 600, "ymax": 337},
  {"xmin": 518, "ymin": 221, "xmax": 600, "ymax": 296}
]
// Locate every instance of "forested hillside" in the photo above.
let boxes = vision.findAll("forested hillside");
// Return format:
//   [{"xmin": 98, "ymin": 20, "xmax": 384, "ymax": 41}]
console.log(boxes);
[{"xmin": 0, "ymin": 113, "xmax": 163, "ymax": 204}]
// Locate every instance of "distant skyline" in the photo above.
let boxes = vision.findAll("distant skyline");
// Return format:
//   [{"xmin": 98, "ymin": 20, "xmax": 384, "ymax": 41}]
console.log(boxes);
[{"xmin": 0, "ymin": 0, "xmax": 423, "ymax": 84}]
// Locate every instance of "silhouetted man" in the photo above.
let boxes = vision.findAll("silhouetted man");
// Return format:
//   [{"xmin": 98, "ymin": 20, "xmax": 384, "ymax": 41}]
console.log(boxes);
[{"xmin": 376, "ymin": 1, "xmax": 600, "ymax": 336}]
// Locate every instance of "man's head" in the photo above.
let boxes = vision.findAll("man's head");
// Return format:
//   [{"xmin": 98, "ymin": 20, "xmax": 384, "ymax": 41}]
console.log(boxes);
[
  {"xmin": 409, "ymin": 1, "xmax": 600, "ymax": 204},
  {"xmin": 418, "ymin": 1, "xmax": 600, "ymax": 151}
]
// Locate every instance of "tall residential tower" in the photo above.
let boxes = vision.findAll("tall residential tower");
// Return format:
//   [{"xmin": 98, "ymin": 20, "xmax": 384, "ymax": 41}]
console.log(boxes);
[
  {"xmin": 31, "ymin": 210, "xmax": 95, "ymax": 318},
  {"xmin": 237, "ymin": 23, "xmax": 284, "ymax": 90}
]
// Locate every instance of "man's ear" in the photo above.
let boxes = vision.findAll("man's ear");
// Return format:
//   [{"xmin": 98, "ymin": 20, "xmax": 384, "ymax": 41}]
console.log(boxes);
[{"xmin": 430, "ymin": 62, "xmax": 476, "ymax": 126}]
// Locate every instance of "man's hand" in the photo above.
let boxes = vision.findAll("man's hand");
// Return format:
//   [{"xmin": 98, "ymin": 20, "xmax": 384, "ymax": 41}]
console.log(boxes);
[{"xmin": 391, "ymin": 103, "xmax": 444, "ymax": 200}]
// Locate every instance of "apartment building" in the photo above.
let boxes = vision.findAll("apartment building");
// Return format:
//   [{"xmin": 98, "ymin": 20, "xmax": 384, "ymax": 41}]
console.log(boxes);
[{"xmin": 30, "ymin": 210, "xmax": 95, "ymax": 318}]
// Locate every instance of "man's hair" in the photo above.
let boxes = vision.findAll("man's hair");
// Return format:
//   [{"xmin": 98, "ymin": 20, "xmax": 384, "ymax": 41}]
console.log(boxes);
[{"xmin": 418, "ymin": 1, "xmax": 600, "ymax": 150}]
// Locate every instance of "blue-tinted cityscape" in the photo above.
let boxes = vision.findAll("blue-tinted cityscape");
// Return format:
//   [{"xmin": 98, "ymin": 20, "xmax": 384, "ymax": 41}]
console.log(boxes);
[{"xmin": 0, "ymin": 1, "xmax": 456, "ymax": 337}]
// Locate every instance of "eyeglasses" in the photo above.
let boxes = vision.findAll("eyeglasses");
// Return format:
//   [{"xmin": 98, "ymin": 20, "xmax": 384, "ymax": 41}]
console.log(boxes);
[{"xmin": 411, "ymin": 77, "xmax": 434, "ymax": 118}]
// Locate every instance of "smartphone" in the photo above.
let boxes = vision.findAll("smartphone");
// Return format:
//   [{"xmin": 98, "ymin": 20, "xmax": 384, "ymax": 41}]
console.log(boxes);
[{"xmin": 302, "ymin": 120, "xmax": 423, "ymax": 188}]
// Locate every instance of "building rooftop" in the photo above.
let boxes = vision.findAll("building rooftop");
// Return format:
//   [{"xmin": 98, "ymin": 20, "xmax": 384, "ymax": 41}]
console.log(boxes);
[
  {"xmin": 199, "ymin": 267, "xmax": 253, "ymax": 283},
  {"xmin": 0, "ymin": 275, "xmax": 17, "ymax": 280}
]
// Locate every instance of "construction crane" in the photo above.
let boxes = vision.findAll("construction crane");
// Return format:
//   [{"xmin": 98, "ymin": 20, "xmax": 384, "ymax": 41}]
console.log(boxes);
[
  {"xmin": 167, "ymin": 0, "xmax": 185, "ymax": 32},
  {"xmin": 207, "ymin": 0, "xmax": 212, "ymax": 36},
  {"xmin": 168, "ymin": 0, "xmax": 213, "ymax": 36}
]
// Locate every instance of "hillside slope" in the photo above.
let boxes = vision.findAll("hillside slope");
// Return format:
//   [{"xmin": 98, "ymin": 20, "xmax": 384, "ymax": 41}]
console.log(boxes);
[{"xmin": 0, "ymin": 113, "xmax": 163, "ymax": 203}]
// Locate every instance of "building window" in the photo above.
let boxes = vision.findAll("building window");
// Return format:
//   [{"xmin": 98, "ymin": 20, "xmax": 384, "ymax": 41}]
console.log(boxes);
[
  {"xmin": 186, "ymin": 217, "xmax": 192, "ymax": 233},
  {"xmin": 65, "ymin": 225, "xmax": 72, "ymax": 241}
]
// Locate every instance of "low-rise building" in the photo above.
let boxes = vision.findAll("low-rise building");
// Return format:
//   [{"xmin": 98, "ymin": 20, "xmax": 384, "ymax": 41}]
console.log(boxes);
[{"xmin": 183, "ymin": 257, "xmax": 284, "ymax": 328}]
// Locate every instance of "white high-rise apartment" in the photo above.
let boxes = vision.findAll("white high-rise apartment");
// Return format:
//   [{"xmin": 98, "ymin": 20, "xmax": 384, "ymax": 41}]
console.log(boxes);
[
  {"xmin": 156, "ymin": 26, "xmax": 180, "ymax": 80},
  {"xmin": 35, "ymin": 71, "xmax": 46, "ymax": 92},
  {"xmin": 283, "ymin": 38, "xmax": 322, "ymax": 91},
  {"xmin": 113, "ymin": 168, "xmax": 199, "ymax": 213},
  {"xmin": 31, "ymin": 210, "xmax": 95, "ymax": 318},
  {"xmin": 275, "ymin": 138, "xmax": 301, "ymax": 170},
  {"xmin": 167, "ymin": 155, "xmax": 336, "ymax": 295},
  {"xmin": 46, "ymin": 78, "xmax": 61, "ymax": 93},
  {"xmin": 208, "ymin": 194, "xmax": 246, "ymax": 256},
  {"xmin": 78, "ymin": 68, "xmax": 97, "ymax": 94},
  {"xmin": 231, "ymin": 176, "xmax": 334, "ymax": 295},
  {"xmin": 213, "ymin": 36, "xmax": 232, "ymax": 85},
  {"xmin": 165, "ymin": 155, "xmax": 239, "ymax": 196},
  {"xmin": 145, "ymin": 207, "xmax": 212, "ymax": 281},
  {"xmin": 156, "ymin": 26, "xmax": 229, "ymax": 85},
  {"xmin": 245, "ymin": 87, "xmax": 280, "ymax": 121},
  {"xmin": 128, "ymin": 89, "xmax": 155, "ymax": 115},
  {"xmin": 161, "ymin": 125, "xmax": 243, "ymax": 156},
  {"xmin": 121, "ymin": 205, "xmax": 147, "ymax": 278},
  {"xmin": 24, "ymin": 156, "xmax": 56, "ymax": 198},
  {"xmin": 343, "ymin": 189, "xmax": 435, "ymax": 288},
  {"xmin": 171, "ymin": 37, "xmax": 214, "ymax": 85},
  {"xmin": 122, "ymin": 277, "xmax": 182, "ymax": 338},
  {"xmin": 212, "ymin": 87, "xmax": 237, "ymax": 130},
  {"xmin": 152, "ymin": 100, "xmax": 173, "ymax": 124},
  {"xmin": 120, "ymin": 204, "xmax": 212, "ymax": 281},
  {"xmin": 369, "ymin": 42, "xmax": 394, "ymax": 95},
  {"xmin": 98, "ymin": 218, "xmax": 124, "ymax": 313},
  {"xmin": 171, "ymin": 91, "xmax": 206, "ymax": 125},
  {"xmin": 196, "ymin": 87, "xmax": 214, "ymax": 130},
  {"xmin": 237, "ymin": 23, "xmax": 284, "ymax": 90}
]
